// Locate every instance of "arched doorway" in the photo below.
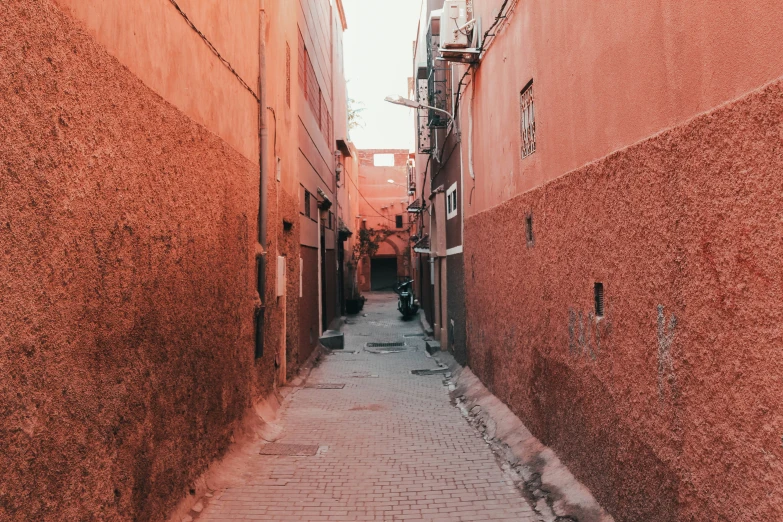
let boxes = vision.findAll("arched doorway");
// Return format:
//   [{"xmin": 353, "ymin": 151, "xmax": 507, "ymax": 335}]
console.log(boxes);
[{"xmin": 370, "ymin": 238, "xmax": 401, "ymax": 291}]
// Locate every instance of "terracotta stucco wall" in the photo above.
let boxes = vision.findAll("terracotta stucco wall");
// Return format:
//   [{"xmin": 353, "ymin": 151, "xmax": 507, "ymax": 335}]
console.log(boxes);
[
  {"xmin": 54, "ymin": 0, "xmax": 260, "ymax": 163},
  {"xmin": 463, "ymin": 79, "xmax": 783, "ymax": 522},
  {"xmin": 357, "ymin": 149, "xmax": 411, "ymax": 231},
  {"xmin": 0, "ymin": 1, "xmax": 268, "ymax": 520},
  {"xmin": 466, "ymin": 0, "xmax": 783, "ymax": 215}
]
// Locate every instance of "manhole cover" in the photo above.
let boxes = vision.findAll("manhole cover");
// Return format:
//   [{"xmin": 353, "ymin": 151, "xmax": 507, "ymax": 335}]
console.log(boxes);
[
  {"xmin": 411, "ymin": 368, "xmax": 449, "ymax": 376},
  {"xmin": 305, "ymin": 383, "xmax": 346, "ymax": 389},
  {"xmin": 366, "ymin": 347, "xmax": 407, "ymax": 354},
  {"xmin": 366, "ymin": 342, "xmax": 405, "ymax": 348},
  {"xmin": 403, "ymin": 333, "xmax": 426, "ymax": 338},
  {"xmin": 259, "ymin": 444, "xmax": 320, "ymax": 456}
]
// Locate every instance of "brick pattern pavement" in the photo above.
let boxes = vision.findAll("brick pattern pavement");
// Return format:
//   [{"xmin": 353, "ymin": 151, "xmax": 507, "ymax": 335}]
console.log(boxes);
[{"xmin": 197, "ymin": 293, "xmax": 537, "ymax": 521}]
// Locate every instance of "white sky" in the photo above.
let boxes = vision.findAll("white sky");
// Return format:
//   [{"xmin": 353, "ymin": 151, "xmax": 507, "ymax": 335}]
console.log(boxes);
[{"xmin": 342, "ymin": 0, "xmax": 422, "ymax": 151}]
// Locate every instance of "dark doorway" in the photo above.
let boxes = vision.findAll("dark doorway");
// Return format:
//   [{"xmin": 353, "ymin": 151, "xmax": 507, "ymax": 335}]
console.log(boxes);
[
  {"xmin": 337, "ymin": 241, "xmax": 345, "ymax": 315},
  {"xmin": 320, "ymin": 226, "xmax": 327, "ymax": 330},
  {"xmin": 371, "ymin": 257, "xmax": 398, "ymax": 291}
]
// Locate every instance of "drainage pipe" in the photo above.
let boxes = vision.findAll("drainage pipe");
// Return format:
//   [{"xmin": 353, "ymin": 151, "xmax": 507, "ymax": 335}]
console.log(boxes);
[
  {"xmin": 468, "ymin": 80, "xmax": 475, "ymax": 180},
  {"xmin": 258, "ymin": 1, "xmax": 268, "ymax": 251},
  {"xmin": 254, "ymin": 1, "xmax": 268, "ymax": 360}
]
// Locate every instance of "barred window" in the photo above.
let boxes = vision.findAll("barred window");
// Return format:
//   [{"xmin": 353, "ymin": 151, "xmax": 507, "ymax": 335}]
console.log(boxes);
[
  {"xmin": 304, "ymin": 190, "xmax": 312, "ymax": 219},
  {"xmin": 395, "ymin": 215, "xmax": 403, "ymax": 228},
  {"xmin": 298, "ymin": 30, "xmax": 305, "ymax": 90},
  {"xmin": 520, "ymin": 80, "xmax": 535, "ymax": 159}
]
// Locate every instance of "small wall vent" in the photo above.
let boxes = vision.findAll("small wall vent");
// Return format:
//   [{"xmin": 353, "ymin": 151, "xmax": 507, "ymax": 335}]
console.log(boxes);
[{"xmin": 594, "ymin": 283, "xmax": 605, "ymax": 318}]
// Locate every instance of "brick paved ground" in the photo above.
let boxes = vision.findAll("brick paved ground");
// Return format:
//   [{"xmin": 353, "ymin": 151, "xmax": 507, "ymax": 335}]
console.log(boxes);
[{"xmin": 197, "ymin": 293, "xmax": 537, "ymax": 521}]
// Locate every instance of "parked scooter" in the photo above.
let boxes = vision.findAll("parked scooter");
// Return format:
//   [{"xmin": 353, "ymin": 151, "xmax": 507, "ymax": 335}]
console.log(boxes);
[{"xmin": 394, "ymin": 278, "xmax": 419, "ymax": 319}]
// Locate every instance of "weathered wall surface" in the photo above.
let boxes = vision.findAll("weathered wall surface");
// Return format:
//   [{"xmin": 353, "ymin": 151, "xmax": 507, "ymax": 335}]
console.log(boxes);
[
  {"xmin": 467, "ymin": 0, "xmax": 783, "ymax": 215},
  {"xmin": 464, "ymin": 79, "xmax": 783, "ymax": 521},
  {"xmin": 357, "ymin": 149, "xmax": 411, "ymax": 231},
  {"xmin": 53, "ymin": 0, "xmax": 260, "ymax": 163},
  {"xmin": 0, "ymin": 1, "xmax": 266, "ymax": 520}
]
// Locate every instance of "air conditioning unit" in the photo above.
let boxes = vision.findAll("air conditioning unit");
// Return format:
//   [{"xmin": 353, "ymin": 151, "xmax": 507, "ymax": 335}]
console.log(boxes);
[{"xmin": 442, "ymin": 0, "xmax": 469, "ymax": 49}]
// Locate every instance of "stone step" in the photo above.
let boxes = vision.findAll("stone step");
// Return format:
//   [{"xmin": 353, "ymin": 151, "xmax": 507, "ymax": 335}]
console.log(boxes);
[{"xmin": 319, "ymin": 330, "xmax": 344, "ymax": 350}]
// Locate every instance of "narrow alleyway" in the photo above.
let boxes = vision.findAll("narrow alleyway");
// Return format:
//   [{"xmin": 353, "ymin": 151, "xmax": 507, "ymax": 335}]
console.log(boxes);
[{"xmin": 198, "ymin": 293, "xmax": 536, "ymax": 521}]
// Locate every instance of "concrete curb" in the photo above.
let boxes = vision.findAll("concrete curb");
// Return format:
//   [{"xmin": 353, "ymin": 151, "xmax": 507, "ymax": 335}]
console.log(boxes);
[
  {"xmin": 418, "ymin": 309, "xmax": 434, "ymax": 336},
  {"xmin": 435, "ymin": 352, "xmax": 615, "ymax": 522}
]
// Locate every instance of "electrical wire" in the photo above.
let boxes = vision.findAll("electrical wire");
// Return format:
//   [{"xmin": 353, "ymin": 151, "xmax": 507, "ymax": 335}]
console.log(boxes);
[
  {"xmin": 479, "ymin": 0, "xmax": 520, "ymax": 57},
  {"xmin": 344, "ymin": 168, "xmax": 401, "ymax": 224},
  {"xmin": 168, "ymin": 0, "xmax": 260, "ymax": 102}
]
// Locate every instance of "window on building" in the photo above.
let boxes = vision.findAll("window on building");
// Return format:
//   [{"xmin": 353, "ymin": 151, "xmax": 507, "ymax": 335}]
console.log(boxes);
[
  {"xmin": 520, "ymin": 80, "xmax": 536, "ymax": 159},
  {"xmin": 298, "ymin": 27, "xmax": 331, "ymax": 145},
  {"xmin": 374, "ymin": 154, "xmax": 395, "ymax": 167},
  {"xmin": 395, "ymin": 215, "xmax": 403, "ymax": 228},
  {"xmin": 304, "ymin": 190, "xmax": 311, "ymax": 219},
  {"xmin": 446, "ymin": 183, "xmax": 458, "ymax": 220},
  {"xmin": 298, "ymin": 30, "xmax": 306, "ymax": 90}
]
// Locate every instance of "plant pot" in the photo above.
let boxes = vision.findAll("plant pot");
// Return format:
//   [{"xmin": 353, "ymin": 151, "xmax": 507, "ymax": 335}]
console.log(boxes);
[{"xmin": 346, "ymin": 299, "xmax": 362, "ymax": 315}]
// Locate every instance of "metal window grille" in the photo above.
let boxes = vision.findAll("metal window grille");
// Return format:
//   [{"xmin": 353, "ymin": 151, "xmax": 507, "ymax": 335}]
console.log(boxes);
[
  {"xmin": 304, "ymin": 190, "xmax": 311, "ymax": 219},
  {"xmin": 426, "ymin": 23, "xmax": 452, "ymax": 129},
  {"xmin": 298, "ymin": 30, "xmax": 306, "ymax": 90},
  {"xmin": 520, "ymin": 81, "xmax": 536, "ymax": 158},
  {"xmin": 395, "ymin": 215, "xmax": 403, "ymax": 228},
  {"xmin": 594, "ymin": 282, "xmax": 605, "ymax": 317},
  {"xmin": 320, "ymin": 92, "xmax": 327, "ymax": 133},
  {"xmin": 307, "ymin": 60, "xmax": 319, "ymax": 117}
]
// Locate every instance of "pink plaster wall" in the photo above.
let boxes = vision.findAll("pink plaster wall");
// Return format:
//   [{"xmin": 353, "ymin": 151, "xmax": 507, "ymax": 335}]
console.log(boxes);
[
  {"xmin": 357, "ymin": 149, "xmax": 411, "ymax": 231},
  {"xmin": 54, "ymin": 0, "xmax": 260, "ymax": 163},
  {"xmin": 464, "ymin": 78, "xmax": 783, "ymax": 522},
  {"xmin": 466, "ymin": 0, "xmax": 783, "ymax": 215}
]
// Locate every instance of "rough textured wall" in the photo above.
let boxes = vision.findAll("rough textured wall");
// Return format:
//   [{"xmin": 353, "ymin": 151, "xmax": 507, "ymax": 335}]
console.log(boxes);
[
  {"xmin": 466, "ymin": 0, "xmax": 783, "ymax": 213},
  {"xmin": 53, "ymin": 0, "xmax": 260, "ymax": 163},
  {"xmin": 464, "ymin": 79, "xmax": 783, "ymax": 522},
  {"xmin": 277, "ymin": 189, "xmax": 302, "ymax": 380},
  {"xmin": 0, "ymin": 2, "xmax": 266, "ymax": 520}
]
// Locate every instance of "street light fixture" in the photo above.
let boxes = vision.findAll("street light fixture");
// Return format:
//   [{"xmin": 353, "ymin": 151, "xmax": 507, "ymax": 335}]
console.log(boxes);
[{"xmin": 384, "ymin": 95, "xmax": 453, "ymax": 122}]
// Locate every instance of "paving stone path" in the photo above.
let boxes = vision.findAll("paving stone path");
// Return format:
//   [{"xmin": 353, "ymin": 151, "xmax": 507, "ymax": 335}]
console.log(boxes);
[{"xmin": 198, "ymin": 293, "xmax": 537, "ymax": 521}]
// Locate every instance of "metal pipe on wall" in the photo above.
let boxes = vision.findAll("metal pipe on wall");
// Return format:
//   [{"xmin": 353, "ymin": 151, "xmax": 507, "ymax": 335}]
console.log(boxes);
[
  {"xmin": 258, "ymin": 0, "xmax": 268, "ymax": 252},
  {"xmin": 255, "ymin": 0, "xmax": 269, "ymax": 360}
]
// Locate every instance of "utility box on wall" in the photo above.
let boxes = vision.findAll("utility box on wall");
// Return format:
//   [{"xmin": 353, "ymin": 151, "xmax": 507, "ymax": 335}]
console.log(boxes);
[{"xmin": 277, "ymin": 256, "xmax": 286, "ymax": 297}]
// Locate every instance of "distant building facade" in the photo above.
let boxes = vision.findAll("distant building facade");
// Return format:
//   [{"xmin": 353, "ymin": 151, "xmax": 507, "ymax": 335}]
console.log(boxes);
[{"xmin": 356, "ymin": 150, "xmax": 414, "ymax": 292}]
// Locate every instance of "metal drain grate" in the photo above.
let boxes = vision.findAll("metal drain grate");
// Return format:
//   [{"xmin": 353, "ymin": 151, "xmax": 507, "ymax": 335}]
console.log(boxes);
[
  {"xmin": 305, "ymin": 383, "xmax": 346, "ymax": 389},
  {"xmin": 259, "ymin": 443, "xmax": 320, "ymax": 456},
  {"xmin": 366, "ymin": 342, "xmax": 405, "ymax": 348},
  {"xmin": 411, "ymin": 368, "xmax": 449, "ymax": 376}
]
